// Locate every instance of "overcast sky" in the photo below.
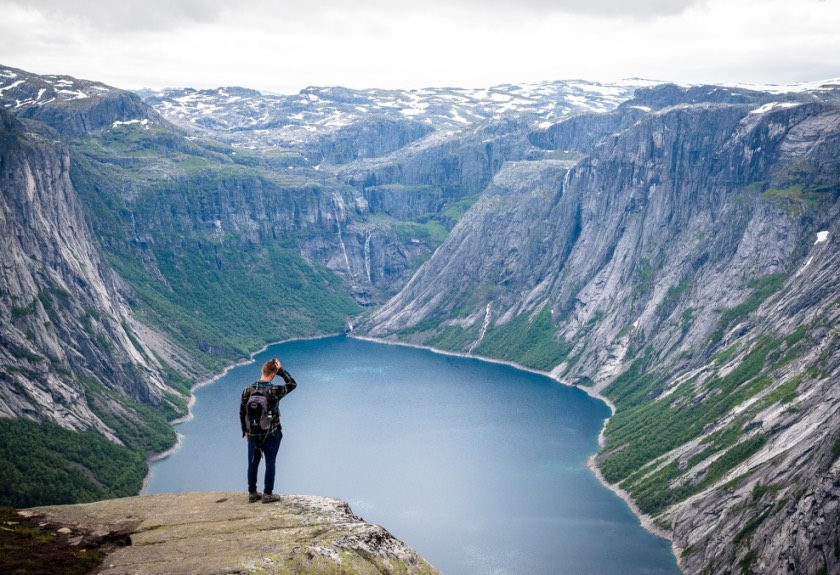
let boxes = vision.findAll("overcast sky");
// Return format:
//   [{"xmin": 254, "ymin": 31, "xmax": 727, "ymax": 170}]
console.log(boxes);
[{"xmin": 2, "ymin": 0, "xmax": 839, "ymax": 93}]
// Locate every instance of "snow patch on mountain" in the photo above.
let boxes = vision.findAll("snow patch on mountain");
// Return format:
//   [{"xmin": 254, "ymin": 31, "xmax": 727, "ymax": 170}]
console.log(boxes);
[
  {"xmin": 112, "ymin": 118, "xmax": 150, "ymax": 129},
  {"xmin": 736, "ymin": 77, "xmax": 840, "ymax": 94},
  {"xmin": 749, "ymin": 101, "xmax": 802, "ymax": 115},
  {"xmin": 0, "ymin": 65, "xmax": 117, "ymax": 110},
  {"xmin": 136, "ymin": 79, "xmax": 649, "ymax": 150}
]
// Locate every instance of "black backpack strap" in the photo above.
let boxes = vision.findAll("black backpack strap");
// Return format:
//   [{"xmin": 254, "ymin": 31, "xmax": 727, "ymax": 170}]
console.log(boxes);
[{"xmin": 251, "ymin": 381, "xmax": 269, "ymax": 393}]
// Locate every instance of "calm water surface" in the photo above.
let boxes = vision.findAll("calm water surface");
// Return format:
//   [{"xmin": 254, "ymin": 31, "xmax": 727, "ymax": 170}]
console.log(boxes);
[{"xmin": 145, "ymin": 336, "xmax": 679, "ymax": 575}]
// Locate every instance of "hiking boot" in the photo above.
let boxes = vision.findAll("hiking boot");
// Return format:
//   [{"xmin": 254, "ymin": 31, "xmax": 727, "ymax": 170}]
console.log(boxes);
[
  {"xmin": 262, "ymin": 493, "xmax": 281, "ymax": 504},
  {"xmin": 248, "ymin": 492, "xmax": 262, "ymax": 503}
]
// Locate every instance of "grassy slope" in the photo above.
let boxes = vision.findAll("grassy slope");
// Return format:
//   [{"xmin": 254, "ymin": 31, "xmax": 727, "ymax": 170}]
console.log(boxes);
[
  {"xmin": 71, "ymin": 123, "xmax": 362, "ymax": 371},
  {"xmin": 2, "ymin": 123, "xmax": 361, "ymax": 508}
]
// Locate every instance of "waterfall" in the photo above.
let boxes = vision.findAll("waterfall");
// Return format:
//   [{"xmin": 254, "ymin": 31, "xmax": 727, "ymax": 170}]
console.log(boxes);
[
  {"xmin": 333, "ymin": 196, "xmax": 356, "ymax": 283},
  {"xmin": 561, "ymin": 168, "xmax": 571, "ymax": 195},
  {"xmin": 364, "ymin": 231, "xmax": 373, "ymax": 285},
  {"xmin": 468, "ymin": 303, "xmax": 492, "ymax": 354}
]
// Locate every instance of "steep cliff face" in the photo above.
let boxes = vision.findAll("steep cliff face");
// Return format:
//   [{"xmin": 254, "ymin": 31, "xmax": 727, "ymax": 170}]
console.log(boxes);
[
  {"xmin": 360, "ymin": 86, "xmax": 840, "ymax": 574},
  {"xmin": 70, "ymin": 125, "xmax": 428, "ymax": 311},
  {"xmin": 320, "ymin": 116, "xmax": 434, "ymax": 165},
  {"xmin": 337, "ymin": 117, "xmax": 538, "ymax": 219},
  {"xmin": 0, "ymin": 73, "xmax": 207, "ymax": 506},
  {"xmin": 0, "ymin": 108, "xmax": 181, "ymax": 436},
  {"xmin": 130, "ymin": 75, "xmax": 650, "ymax": 309}
]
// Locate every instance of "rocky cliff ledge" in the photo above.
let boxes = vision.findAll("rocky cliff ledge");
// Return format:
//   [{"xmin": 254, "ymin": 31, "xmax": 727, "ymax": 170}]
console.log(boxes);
[{"xmin": 20, "ymin": 492, "xmax": 440, "ymax": 575}]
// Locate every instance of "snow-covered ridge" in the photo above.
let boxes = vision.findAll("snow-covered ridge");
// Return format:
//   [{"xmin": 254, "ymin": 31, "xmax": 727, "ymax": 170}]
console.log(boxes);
[
  {"xmin": 138, "ymin": 75, "xmax": 840, "ymax": 151},
  {"xmin": 4, "ymin": 62, "xmax": 839, "ymax": 152},
  {"xmin": 0, "ymin": 64, "xmax": 115, "ymax": 111},
  {"xmin": 137, "ymin": 79, "xmax": 651, "ymax": 149},
  {"xmin": 734, "ymin": 77, "xmax": 840, "ymax": 94}
]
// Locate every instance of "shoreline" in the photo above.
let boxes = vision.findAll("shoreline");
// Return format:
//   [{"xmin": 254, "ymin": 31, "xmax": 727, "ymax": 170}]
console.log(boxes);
[
  {"xmin": 348, "ymin": 334, "xmax": 675, "ymax": 544},
  {"xmin": 140, "ymin": 332, "xmax": 343, "ymax": 494},
  {"xmin": 140, "ymin": 331, "xmax": 677, "ymax": 561}
]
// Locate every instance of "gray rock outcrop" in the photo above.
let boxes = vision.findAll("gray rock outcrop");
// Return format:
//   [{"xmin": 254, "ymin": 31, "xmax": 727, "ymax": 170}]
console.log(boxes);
[{"xmin": 21, "ymin": 491, "xmax": 441, "ymax": 575}]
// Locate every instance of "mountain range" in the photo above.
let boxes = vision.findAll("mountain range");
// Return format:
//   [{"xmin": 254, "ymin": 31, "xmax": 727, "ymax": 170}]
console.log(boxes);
[{"xmin": 1, "ymin": 63, "xmax": 839, "ymax": 574}]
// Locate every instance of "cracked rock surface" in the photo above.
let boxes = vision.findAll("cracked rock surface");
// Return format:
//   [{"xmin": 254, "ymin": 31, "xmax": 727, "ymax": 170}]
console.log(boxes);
[{"xmin": 22, "ymin": 491, "xmax": 440, "ymax": 575}]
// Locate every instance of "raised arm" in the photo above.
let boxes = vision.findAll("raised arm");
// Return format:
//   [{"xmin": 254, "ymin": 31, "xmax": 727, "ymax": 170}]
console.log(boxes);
[{"xmin": 275, "ymin": 368, "xmax": 297, "ymax": 397}]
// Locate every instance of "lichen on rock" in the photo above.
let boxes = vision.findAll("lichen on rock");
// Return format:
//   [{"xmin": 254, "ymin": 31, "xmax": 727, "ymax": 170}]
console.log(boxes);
[{"xmin": 21, "ymin": 491, "xmax": 440, "ymax": 575}]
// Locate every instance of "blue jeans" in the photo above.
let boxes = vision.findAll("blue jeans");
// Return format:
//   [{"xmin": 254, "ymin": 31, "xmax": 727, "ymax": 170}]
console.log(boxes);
[{"xmin": 247, "ymin": 431, "xmax": 282, "ymax": 495}]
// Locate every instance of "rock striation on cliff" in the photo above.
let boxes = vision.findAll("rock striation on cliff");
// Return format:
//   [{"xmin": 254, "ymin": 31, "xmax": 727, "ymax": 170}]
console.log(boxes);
[
  {"xmin": 0, "ymin": 107, "xmax": 177, "ymax": 432},
  {"xmin": 21, "ymin": 491, "xmax": 440, "ymax": 575},
  {"xmin": 359, "ymin": 84, "xmax": 840, "ymax": 574}
]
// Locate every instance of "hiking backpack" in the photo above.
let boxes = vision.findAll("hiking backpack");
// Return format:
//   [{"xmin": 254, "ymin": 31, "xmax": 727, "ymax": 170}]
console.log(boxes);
[{"xmin": 245, "ymin": 384, "xmax": 273, "ymax": 433}]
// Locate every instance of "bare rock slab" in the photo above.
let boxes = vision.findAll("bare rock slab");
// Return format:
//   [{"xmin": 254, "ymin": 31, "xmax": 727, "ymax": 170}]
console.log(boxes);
[{"xmin": 21, "ymin": 491, "xmax": 441, "ymax": 575}]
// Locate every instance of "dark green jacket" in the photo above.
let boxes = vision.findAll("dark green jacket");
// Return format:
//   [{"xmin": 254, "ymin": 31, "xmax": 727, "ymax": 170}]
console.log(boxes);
[{"xmin": 239, "ymin": 369, "xmax": 297, "ymax": 438}]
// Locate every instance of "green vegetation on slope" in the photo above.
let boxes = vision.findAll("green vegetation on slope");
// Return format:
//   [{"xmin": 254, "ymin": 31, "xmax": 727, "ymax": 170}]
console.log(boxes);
[
  {"xmin": 70, "ymin": 125, "xmax": 362, "ymax": 371},
  {"xmin": 106, "ymin": 240, "xmax": 360, "ymax": 370},
  {"xmin": 86, "ymin": 381, "xmax": 186, "ymax": 456},
  {"xmin": 0, "ymin": 419, "xmax": 148, "ymax": 507},
  {"xmin": 0, "ymin": 122, "xmax": 363, "ymax": 508},
  {"xmin": 370, "ymin": 193, "xmax": 481, "ymax": 251},
  {"xmin": 708, "ymin": 273, "xmax": 786, "ymax": 344},
  {"xmin": 602, "ymin": 336, "xmax": 777, "ymax": 482},
  {"xmin": 473, "ymin": 307, "xmax": 572, "ymax": 372},
  {"xmin": 0, "ymin": 382, "xmax": 187, "ymax": 508},
  {"xmin": 600, "ymin": 316, "xmax": 812, "ymax": 515},
  {"xmin": 427, "ymin": 325, "xmax": 480, "ymax": 351}
]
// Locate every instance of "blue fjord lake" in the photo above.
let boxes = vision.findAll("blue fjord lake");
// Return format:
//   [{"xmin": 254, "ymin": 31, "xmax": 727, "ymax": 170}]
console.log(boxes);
[{"xmin": 145, "ymin": 336, "xmax": 679, "ymax": 575}]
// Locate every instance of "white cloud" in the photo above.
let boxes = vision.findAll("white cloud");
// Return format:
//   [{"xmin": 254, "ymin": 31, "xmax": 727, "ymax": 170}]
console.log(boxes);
[
  {"xmin": 6, "ymin": 0, "xmax": 705, "ymax": 32},
  {"xmin": 2, "ymin": 0, "xmax": 222, "ymax": 31},
  {"xmin": 0, "ymin": 0, "xmax": 838, "ymax": 93}
]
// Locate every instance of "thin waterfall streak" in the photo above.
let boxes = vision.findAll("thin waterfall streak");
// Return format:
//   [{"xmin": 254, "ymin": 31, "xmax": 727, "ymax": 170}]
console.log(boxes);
[
  {"xmin": 364, "ymin": 231, "xmax": 373, "ymax": 285},
  {"xmin": 468, "ymin": 303, "xmax": 492, "ymax": 354},
  {"xmin": 333, "ymin": 197, "xmax": 355, "ymax": 282}
]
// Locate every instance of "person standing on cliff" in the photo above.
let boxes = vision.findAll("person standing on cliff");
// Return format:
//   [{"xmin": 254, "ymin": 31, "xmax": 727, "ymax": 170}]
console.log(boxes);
[{"xmin": 240, "ymin": 358, "xmax": 297, "ymax": 503}]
